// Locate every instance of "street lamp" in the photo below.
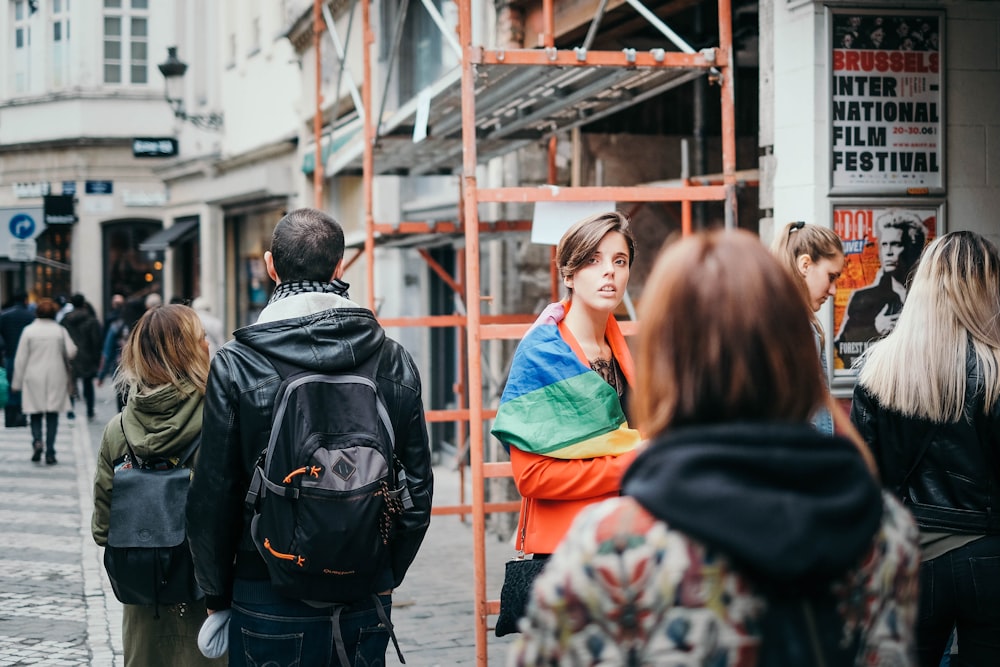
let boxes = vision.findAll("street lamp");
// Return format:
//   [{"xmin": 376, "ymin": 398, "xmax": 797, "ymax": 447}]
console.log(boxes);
[{"xmin": 157, "ymin": 46, "xmax": 224, "ymax": 131}]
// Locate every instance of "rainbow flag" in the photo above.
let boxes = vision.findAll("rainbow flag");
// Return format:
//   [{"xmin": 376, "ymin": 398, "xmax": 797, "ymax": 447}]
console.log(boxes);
[{"xmin": 492, "ymin": 302, "xmax": 640, "ymax": 459}]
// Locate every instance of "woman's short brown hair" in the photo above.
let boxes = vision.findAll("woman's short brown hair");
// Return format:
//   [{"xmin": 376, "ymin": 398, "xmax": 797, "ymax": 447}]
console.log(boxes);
[
  {"xmin": 34, "ymin": 298, "xmax": 60, "ymax": 319},
  {"xmin": 635, "ymin": 229, "xmax": 826, "ymax": 436},
  {"xmin": 556, "ymin": 211, "xmax": 636, "ymax": 285}
]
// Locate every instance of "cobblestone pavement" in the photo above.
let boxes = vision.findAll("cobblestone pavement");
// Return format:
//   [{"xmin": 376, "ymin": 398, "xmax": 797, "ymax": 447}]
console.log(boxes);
[{"xmin": 0, "ymin": 384, "xmax": 517, "ymax": 666}]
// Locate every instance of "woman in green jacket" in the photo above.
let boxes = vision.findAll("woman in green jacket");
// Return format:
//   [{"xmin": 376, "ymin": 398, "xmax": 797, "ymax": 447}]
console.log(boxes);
[{"xmin": 91, "ymin": 304, "xmax": 221, "ymax": 666}]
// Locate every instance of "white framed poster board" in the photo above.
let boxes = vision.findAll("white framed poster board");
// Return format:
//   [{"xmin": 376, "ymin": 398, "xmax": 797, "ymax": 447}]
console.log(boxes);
[{"xmin": 829, "ymin": 9, "xmax": 945, "ymax": 195}]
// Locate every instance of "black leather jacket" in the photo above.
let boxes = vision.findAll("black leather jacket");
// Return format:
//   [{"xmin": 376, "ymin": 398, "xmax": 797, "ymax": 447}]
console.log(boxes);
[
  {"xmin": 186, "ymin": 294, "xmax": 433, "ymax": 610},
  {"xmin": 851, "ymin": 348, "xmax": 1000, "ymax": 535}
]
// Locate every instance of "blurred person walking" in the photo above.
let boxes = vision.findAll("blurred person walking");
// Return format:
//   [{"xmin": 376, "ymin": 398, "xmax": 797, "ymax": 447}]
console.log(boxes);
[
  {"xmin": 62, "ymin": 294, "xmax": 103, "ymax": 421},
  {"xmin": 91, "ymin": 304, "xmax": 221, "ymax": 666},
  {"xmin": 852, "ymin": 231, "xmax": 1000, "ymax": 666},
  {"xmin": 98, "ymin": 298, "xmax": 147, "ymax": 412},
  {"xmin": 511, "ymin": 230, "xmax": 919, "ymax": 665},
  {"xmin": 191, "ymin": 297, "xmax": 226, "ymax": 357},
  {"xmin": 771, "ymin": 220, "xmax": 845, "ymax": 433},
  {"xmin": 1, "ymin": 291, "xmax": 35, "ymax": 427},
  {"xmin": 12, "ymin": 298, "xmax": 76, "ymax": 465}
]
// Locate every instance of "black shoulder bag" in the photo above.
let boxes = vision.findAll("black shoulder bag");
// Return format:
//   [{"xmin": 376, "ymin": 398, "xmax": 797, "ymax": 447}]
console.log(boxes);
[{"xmin": 104, "ymin": 420, "xmax": 204, "ymax": 613}]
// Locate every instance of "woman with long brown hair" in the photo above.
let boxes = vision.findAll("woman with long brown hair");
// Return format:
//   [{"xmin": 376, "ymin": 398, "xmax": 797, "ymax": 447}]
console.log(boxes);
[{"xmin": 511, "ymin": 230, "xmax": 919, "ymax": 665}]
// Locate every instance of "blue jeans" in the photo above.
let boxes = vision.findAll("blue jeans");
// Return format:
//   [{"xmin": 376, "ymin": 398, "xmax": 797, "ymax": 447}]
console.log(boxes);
[
  {"xmin": 917, "ymin": 535, "xmax": 1000, "ymax": 667},
  {"xmin": 229, "ymin": 580, "xmax": 394, "ymax": 667}
]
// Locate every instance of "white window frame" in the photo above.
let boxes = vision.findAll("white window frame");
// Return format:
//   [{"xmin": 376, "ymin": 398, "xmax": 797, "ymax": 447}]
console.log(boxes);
[
  {"xmin": 13, "ymin": 0, "xmax": 32, "ymax": 93},
  {"xmin": 50, "ymin": 0, "xmax": 70, "ymax": 89},
  {"xmin": 102, "ymin": 0, "xmax": 149, "ymax": 85}
]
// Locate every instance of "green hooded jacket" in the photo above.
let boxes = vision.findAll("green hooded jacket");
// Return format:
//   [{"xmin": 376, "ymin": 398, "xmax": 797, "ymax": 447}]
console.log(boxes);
[{"xmin": 91, "ymin": 379, "xmax": 204, "ymax": 545}]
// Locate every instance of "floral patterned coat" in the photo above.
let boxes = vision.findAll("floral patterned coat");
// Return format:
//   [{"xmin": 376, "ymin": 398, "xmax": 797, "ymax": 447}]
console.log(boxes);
[{"xmin": 509, "ymin": 493, "xmax": 920, "ymax": 666}]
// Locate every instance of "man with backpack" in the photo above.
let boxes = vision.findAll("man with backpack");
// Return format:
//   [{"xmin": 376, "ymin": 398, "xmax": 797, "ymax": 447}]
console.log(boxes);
[{"xmin": 186, "ymin": 208, "xmax": 433, "ymax": 667}]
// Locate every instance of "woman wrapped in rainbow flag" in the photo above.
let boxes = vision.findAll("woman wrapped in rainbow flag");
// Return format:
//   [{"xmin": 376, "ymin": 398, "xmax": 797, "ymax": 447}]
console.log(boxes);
[{"xmin": 492, "ymin": 211, "xmax": 642, "ymax": 559}]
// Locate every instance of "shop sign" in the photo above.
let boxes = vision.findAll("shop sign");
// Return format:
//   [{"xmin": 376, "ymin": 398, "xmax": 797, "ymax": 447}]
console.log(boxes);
[
  {"xmin": 122, "ymin": 190, "xmax": 168, "ymax": 207},
  {"xmin": 13, "ymin": 182, "xmax": 51, "ymax": 198},
  {"xmin": 132, "ymin": 137, "xmax": 179, "ymax": 158},
  {"xmin": 85, "ymin": 180, "xmax": 114, "ymax": 195}
]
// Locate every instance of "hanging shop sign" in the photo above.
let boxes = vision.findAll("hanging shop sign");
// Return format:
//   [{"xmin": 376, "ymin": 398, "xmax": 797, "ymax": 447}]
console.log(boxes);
[
  {"xmin": 830, "ymin": 201, "xmax": 942, "ymax": 378},
  {"xmin": 132, "ymin": 137, "xmax": 179, "ymax": 158},
  {"xmin": 829, "ymin": 9, "xmax": 945, "ymax": 195},
  {"xmin": 44, "ymin": 195, "xmax": 77, "ymax": 224}
]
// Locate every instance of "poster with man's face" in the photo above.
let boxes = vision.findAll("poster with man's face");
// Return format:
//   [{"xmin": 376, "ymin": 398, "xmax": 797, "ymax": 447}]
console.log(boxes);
[{"xmin": 832, "ymin": 205, "xmax": 938, "ymax": 372}]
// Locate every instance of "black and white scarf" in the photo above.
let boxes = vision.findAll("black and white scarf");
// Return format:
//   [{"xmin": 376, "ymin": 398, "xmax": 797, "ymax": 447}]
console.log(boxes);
[{"xmin": 267, "ymin": 279, "xmax": 351, "ymax": 305}]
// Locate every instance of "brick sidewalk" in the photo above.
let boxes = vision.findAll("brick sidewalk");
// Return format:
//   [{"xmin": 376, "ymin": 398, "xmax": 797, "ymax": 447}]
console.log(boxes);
[{"xmin": 0, "ymin": 383, "xmax": 517, "ymax": 666}]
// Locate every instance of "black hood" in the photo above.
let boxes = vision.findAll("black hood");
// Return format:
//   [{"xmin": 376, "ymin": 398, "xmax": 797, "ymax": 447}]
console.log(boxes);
[
  {"xmin": 622, "ymin": 422, "xmax": 883, "ymax": 592},
  {"xmin": 234, "ymin": 298, "xmax": 385, "ymax": 373}
]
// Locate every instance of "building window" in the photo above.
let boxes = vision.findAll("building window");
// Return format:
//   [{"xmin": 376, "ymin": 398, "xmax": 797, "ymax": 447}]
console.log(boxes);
[
  {"xmin": 50, "ymin": 0, "xmax": 71, "ymax": 88},
  {"xmin": 13, "ymin": 0, "xmax": 31, "ymax": 93},
  {"xmin": 250, "ymin": 16, "xmax": 260, "ymax": 54},
  {"xmin": 103, "ymin": 0, "xmax": 149, "ymax": 85},
  {"xmin": 382, "ymin": 0, "xmax": 458, "ymax": 100}
]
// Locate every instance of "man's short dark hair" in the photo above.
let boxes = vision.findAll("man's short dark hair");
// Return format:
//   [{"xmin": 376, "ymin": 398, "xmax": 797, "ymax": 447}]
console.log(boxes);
[
  {"xmin": 70, "ymin": 293, "xmax": 86, "ymax": 309},
  {"xmin": 270, "ymin": 208, "xmax": 346, "ymax": 283}
]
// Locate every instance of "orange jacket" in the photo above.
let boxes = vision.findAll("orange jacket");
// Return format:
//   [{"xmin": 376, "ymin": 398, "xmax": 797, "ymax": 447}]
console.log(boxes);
[{"xmin": 510, "ymin": 445, "xmax": 639, "ymax": 554}]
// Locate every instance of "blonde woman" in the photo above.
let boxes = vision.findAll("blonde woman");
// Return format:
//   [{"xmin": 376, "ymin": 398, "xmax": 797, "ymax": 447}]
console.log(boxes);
[
  {"xmin": 771, "ymin": 221, "xmax": 845, "ymax": 433},
  {"xmin": 852, "ymin": 231, "xmax": 1000, "ymax": 666},
  {"xmin": 91, "ymin": 304, "xmax": 221, "ymax": 666}
]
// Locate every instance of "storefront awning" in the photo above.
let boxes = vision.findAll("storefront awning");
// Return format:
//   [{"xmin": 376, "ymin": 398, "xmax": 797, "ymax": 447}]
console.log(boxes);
[{"xmin": 139, "ymin": 219, "xmax": 199, "ymax": 253}]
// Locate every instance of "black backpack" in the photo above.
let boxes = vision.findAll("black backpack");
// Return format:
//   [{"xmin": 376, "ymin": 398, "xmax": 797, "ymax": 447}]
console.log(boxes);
[
  {"xmin": 244, "ymin": 353, "xmax": 408, "ymax": 603},
  {"xmin": 104, "ymin": 421, "xmax": 203, "ymax": 613}
]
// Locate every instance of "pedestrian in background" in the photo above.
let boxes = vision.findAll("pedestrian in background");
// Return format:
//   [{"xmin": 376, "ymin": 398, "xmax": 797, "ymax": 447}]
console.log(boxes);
[
  {"xmin": 511, "ymin": 230, "xmax": 919, "ymax": 665},
  {"xmin": 62, "ymin": 294, "xmax": 103, "ymax": 421},
  {"xmin": 492, "ymin": 211, "xmax": 642, "ymax": 565},
  {"xmin": 192, "ymin": 297, "xmax": 226, "ymax": 357},
  {"xmin": 852, "ymin": 231, "xmax": 1000, "ymax": 666},
  {"xmin": 0, "ymin": 291, "xmax": 35, "ymax": 427},
  {"xmin": 771, "ymin": 220, "xmax": 845, "ymax": 433},
  {"xmin": 98, "ymin": 298, "xmax": 147, "ymax": 412},
  {"xmin": 12, "ymin": 298, "xmax": 77, "ymax": 465},
  {"xmin": 91, "ymin": 304, "xmax": 221, "ymax": 666}
]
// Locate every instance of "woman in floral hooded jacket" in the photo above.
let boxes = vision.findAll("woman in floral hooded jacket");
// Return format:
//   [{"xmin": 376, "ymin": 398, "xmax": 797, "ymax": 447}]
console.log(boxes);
[{"xmin": 510, "ymin": 230, "xmax": 920, "ymax": 667}]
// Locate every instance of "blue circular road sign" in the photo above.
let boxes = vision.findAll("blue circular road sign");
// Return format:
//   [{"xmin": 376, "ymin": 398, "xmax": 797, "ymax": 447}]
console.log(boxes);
[{"xmin": 9, "ymin": 213, "xmax": 36, "ymax": 239}]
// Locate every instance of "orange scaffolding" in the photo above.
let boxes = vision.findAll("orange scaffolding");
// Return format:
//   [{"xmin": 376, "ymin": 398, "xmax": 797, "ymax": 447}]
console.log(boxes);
[{"xmin": 312, "ymin": 0, "xmax": 739, "ymax": 663}]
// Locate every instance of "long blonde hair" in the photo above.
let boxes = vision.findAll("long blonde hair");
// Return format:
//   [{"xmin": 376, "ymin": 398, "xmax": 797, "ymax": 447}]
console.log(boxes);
[
  {"xmin": 770, "ymin": 221, "xmax": 844, "ymax": 344},
  {"xmin": 114, "ymin": 304, "xmax": 210, "ymax": 397},
  {"xmin": 858, "ymin": 231, "xmax": 1000, "ymax": 422}
]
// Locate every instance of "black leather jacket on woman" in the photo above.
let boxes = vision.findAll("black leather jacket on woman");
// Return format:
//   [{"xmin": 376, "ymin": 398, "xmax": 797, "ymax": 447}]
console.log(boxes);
[
  {"xmin": 186, "ymin": 293, "xmax": 433, "ymax": 610},
  {"xmin": 851, "ymin": 347, "xmax": 1000, "ymax": 535}
]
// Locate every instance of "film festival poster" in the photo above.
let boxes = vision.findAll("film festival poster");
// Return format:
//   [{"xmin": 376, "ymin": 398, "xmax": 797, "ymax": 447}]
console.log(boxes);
[
  {"xmin": 830, "ymin": 9, "xmax": 944, "ymax": 195},
  {"xmin": 832, "ymin": 205, "xmax": 938, "ymax": 373}
]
